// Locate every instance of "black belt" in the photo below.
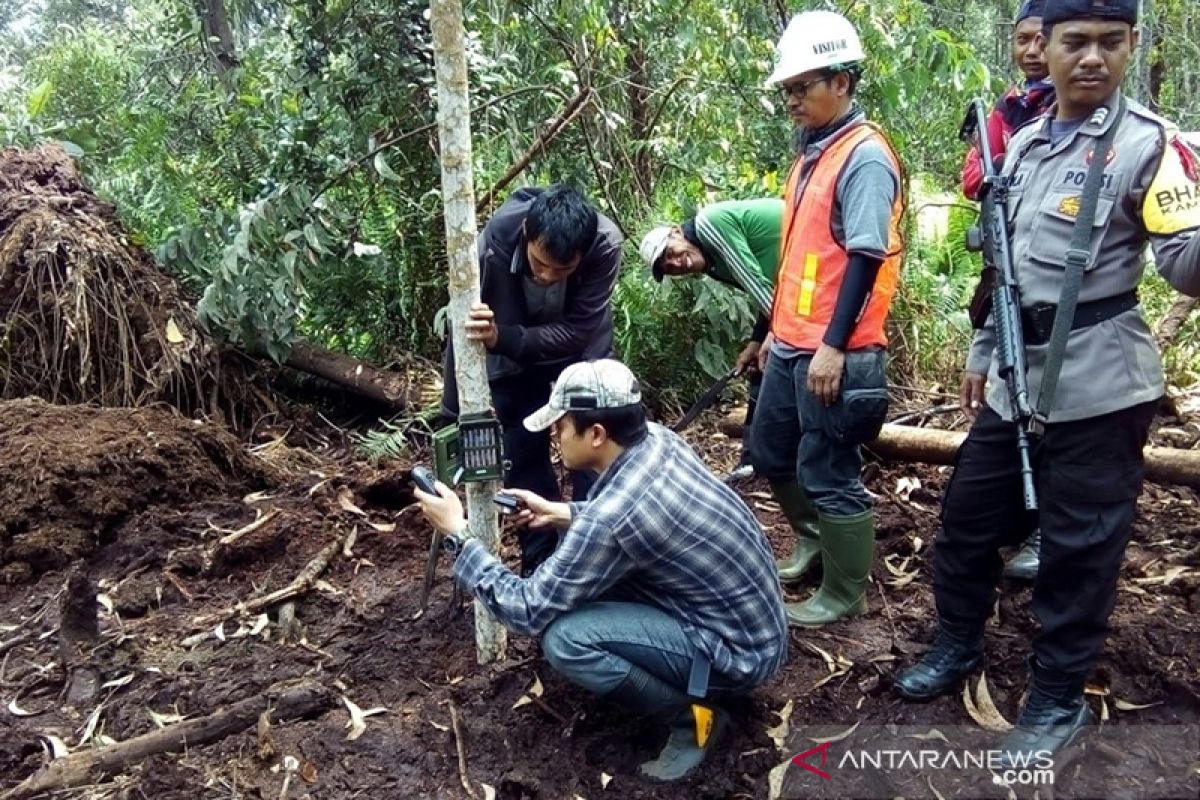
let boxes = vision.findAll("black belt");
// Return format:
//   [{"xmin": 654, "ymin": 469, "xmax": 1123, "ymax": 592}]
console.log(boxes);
[{"xmin": 1021, "ymin": 290, "xmax": 1138, "ymax": 346}]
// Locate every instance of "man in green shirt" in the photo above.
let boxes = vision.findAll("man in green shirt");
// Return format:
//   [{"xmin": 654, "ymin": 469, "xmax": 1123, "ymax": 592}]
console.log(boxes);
[{"xmin": 641, "ymin": 198, "xmax": 822, "ymax": 585}]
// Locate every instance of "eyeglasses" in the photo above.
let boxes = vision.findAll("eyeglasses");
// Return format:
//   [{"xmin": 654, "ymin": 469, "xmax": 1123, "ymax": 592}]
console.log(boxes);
[{"xmin": 780, "ymin": 76, "xmax": 830, "ymax": 100}]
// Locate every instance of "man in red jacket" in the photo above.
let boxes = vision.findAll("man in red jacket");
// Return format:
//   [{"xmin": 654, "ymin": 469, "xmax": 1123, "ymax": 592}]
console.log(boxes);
[{"xmin": 960, "ymin": 0, "xmax": 1056, "ymax": 201}]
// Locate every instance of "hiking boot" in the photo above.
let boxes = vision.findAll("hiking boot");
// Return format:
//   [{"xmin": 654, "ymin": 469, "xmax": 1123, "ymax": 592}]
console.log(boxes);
[
  {"xmin": 894, "ymin": 620, "xmax": 984, "ymax": 701},
  {"xmin": 785, "ymin": 510, "xmax": 873, "ymax": 626},
  {"xmin": 999, "ymin": 662, "xmax": 1092, "ymax": 770},
  {"xmin": 770, "ymin": 480, "xmax": 821, "ymax": 584},
  {"xmin": 639, "ymin": 704, "xmax": 730, "ymax": 782},
  {"xmin": 1003, "ymin": 529, "xmax": 1041, "ymax": 582}
]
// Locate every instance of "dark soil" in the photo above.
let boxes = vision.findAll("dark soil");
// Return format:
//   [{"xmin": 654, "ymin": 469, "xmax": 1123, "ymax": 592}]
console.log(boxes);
[
  {"xmin": 0, "ymin": 398, "xmax": 270, "ymax": 583},
  {"xmin": 1, "ymin": 401, "xmax": 1197, "ymax": 800}
]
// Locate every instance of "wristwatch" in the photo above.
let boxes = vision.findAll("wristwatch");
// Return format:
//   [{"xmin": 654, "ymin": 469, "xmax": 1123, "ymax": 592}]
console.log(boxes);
[{"xmin": 442, "ymin": 530, "xmax": 467, "ymax": 557}]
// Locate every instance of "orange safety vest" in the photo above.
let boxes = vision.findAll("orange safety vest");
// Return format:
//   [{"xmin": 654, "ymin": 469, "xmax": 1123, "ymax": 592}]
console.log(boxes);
[{"xmin": 772, "ymin": 121, "xmax": 905, "ymax": 351}]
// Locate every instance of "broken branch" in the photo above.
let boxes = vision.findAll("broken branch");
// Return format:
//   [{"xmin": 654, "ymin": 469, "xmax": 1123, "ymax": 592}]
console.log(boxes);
[
  {"xmin": 448, "ymin": 700, "xmax": 482, "ymax": 800},
  {"xmin": 186, "ymin": 532, "xmax": 349, "ymax": 634},
  {"xmin": 3, "ymin": 682, "xmax": 333, "ymax": 799},
  {"xmin": 474, "ymin": 86, "xmax": 592, "ymax": 215}
]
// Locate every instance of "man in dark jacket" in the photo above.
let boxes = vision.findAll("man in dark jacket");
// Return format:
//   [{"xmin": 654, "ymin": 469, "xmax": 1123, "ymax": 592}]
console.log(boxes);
[{"xmin": 441, "ymin": 185, "xmax": 623, "ymax": 574}]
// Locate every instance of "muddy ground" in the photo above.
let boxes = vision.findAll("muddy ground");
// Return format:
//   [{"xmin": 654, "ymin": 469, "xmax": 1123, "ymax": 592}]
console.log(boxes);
[{"xmin": 1, "ymin": 399, "xmax": 1198, "ymax": 800}]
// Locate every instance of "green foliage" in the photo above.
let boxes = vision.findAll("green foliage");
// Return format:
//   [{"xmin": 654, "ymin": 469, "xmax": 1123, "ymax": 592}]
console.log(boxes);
[
  {"xmin": 1139, "ymin": 269, "xmax": 1200, "ymax": 390},
  {"xmin": 889, "ymin": 197, "xmax": 981, "ymax": 389},
  {"xmin": 613, "ymin": 249, "xmax": 757, "ymax": 406},
  {"xmin": 2, "ymin": 0, "xmax": 1197, "ymax": 406}
]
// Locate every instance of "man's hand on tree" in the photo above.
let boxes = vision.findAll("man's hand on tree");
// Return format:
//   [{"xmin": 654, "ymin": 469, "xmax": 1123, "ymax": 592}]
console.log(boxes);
[{"xmin": 465, "ymin": 301, "xmax": 499, "ymax": 349}]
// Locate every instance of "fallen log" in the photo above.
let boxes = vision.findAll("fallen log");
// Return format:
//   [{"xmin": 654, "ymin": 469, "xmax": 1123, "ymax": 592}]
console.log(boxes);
[
  {"xmin": 285, "ymin": 340, "xmax": 422, "ymax": 411},
  {"xmin": 867, "ymin": 424, "xmax": 1200, "ymax": 490},
  {"xmin": 2, "ymin": 682, "xmax": 333, "ymax": 799}
]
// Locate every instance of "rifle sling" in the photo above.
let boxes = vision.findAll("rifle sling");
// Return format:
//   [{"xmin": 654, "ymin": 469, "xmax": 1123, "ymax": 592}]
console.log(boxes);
[{"xmin": 1033, "ymin": 97, "xmax": 1126, "ymax": 432}]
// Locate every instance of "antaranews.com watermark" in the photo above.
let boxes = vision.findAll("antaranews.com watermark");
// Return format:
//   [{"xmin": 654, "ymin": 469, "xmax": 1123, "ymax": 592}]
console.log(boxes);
[{"xmin": 770, "ymin": 724, "xmax": 1198, "ymax": 799}]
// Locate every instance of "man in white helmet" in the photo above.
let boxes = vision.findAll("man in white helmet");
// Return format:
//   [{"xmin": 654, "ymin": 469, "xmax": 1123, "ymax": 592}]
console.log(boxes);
[{"xmin": 750, "ymin": 10, "xmax": 906, "ymax": 626}]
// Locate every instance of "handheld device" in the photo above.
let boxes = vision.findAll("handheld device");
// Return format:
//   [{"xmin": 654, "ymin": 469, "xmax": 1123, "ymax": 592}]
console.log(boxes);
[
  {"xmin": 493, "ymin": 491, "xmax": 522, "ymax": 514},
  {"xmin": 411, "ymin": 465, "xmax": 439, "ymax": 495}
]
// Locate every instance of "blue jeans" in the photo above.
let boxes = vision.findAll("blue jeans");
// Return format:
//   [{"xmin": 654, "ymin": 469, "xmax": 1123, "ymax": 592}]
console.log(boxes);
[
  {"xmin": 748, "ymin": 349, "xmax": 885, "ymax": 516},
  {"xmin": 541, "ymin": 602, "xmax": 755, "ymax": 704}
]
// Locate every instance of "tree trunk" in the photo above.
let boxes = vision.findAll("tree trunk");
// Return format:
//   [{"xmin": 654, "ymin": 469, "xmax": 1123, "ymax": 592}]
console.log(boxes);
[
  {"xmin": 428, "ymin": 0, "xmax": 506, "ymax": 663},
  {"xmin": 3, "ymin": 683, "xmax": 332, "ymax": 800},
  {"xmin": 1135, "ymin": 0, "xmax": 1154, "ymax": 106},
  {"xmin": 866, "ymin": 423, "xmax": 1200, "ymax": 490},
  {"xmin": 609, "ymin": 2, "xmax": 653, "ymax": 202},
  {"xmin": 192, "ymin": 0, "xmax": 238, "ymax": 75},
  {"xmin": 284, "ymin": 340, "xmax": 420, "ymax": 411}
]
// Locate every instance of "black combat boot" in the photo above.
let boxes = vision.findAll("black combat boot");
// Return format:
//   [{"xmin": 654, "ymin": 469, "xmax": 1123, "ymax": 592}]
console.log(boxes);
[
  {"xmin": 1003, "ymin": 529, "xmax": 1041, "ymax": 581},
  {"xmin": 893, "ymin": 619, "xmax": 984, "ymax": 701},
  {"xmin": 999, "ymin": 661, "xmax": 1092, "ymax": 770}
]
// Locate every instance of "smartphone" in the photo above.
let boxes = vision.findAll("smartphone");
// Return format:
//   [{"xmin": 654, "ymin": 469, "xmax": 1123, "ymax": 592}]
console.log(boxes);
[
  {"xmin": 493, "ymin": 491, "xmax": 523, "ymax": 514},
  {"xmin": 411, "ymin": 465, "xmax": 438, "ymax": 495}
]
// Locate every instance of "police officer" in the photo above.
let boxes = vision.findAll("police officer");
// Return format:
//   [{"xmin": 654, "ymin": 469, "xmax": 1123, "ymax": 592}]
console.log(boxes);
[
  {"xmin": 753, "ymin": 10, "xmax": 906, "ymax": 627},
  {"xmin": 895, "ymin": 0, "xmax": 1200, "ymax": 765}
]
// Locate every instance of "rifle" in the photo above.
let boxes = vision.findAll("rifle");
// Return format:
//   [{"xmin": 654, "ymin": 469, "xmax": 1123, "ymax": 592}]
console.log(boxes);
[{"xmin": 960, "ymin": 99, "xmax": 1038, "ymax": 512}]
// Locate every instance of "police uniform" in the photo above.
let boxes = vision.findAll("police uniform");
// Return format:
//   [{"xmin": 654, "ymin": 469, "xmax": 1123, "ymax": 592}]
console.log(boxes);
[
  {"xmin": 937, "ymin": 32, "xmax": 1200, "ymax": 680},
  {"xmin": 897, "ymin": 1, "xmax": 1200, "ymax": 762}
]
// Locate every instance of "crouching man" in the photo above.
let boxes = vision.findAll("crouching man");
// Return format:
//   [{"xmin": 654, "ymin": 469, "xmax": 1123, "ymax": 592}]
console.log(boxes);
[{"xmin": 415, "ymin": 359, "xmax": 787, "ymax": 782}]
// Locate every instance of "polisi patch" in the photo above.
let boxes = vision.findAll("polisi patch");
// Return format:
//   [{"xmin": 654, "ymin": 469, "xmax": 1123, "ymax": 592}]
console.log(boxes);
[{"xmin": 1060, "ymin": 168, "xmax": 1116, "ymax": 192}]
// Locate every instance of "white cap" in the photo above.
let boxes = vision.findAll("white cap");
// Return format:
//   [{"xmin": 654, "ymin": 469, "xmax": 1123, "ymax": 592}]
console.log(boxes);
[
  {"xmin": 766, "ymin": 11, "xmax": 865, "ymax": 86},
  {"xmin": 639, "ymin": 226, "xmax": 672, "ymax": 282},
  {"xmin": 523, "ymin": 360, "xmax": 643, "ymax": 432}
]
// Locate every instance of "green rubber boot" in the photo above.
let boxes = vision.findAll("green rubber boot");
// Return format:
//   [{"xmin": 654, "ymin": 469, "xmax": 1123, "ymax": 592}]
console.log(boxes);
[
  {"xmin": 786, "ymin": 510, "xmax": 875, "ymax": 627},
  {"xmin": 770, "ymin": 480, "xmax": 821, "ymax": 585}
]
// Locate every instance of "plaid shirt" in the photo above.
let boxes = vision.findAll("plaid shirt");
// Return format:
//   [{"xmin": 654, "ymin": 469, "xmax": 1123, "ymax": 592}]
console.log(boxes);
[{"xmin": 454, "ymin": 423, "xmax": 788, "ymax": 685}]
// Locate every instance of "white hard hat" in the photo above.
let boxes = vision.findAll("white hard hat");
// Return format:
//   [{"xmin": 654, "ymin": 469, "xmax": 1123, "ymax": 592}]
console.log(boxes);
[
  {"xmin": 638, "ymin": 226, "xmax": 672, "ymax": 282},
  {"xmin": 766, "ymin": 10, "xmax": 865, "ymax": 86}
]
